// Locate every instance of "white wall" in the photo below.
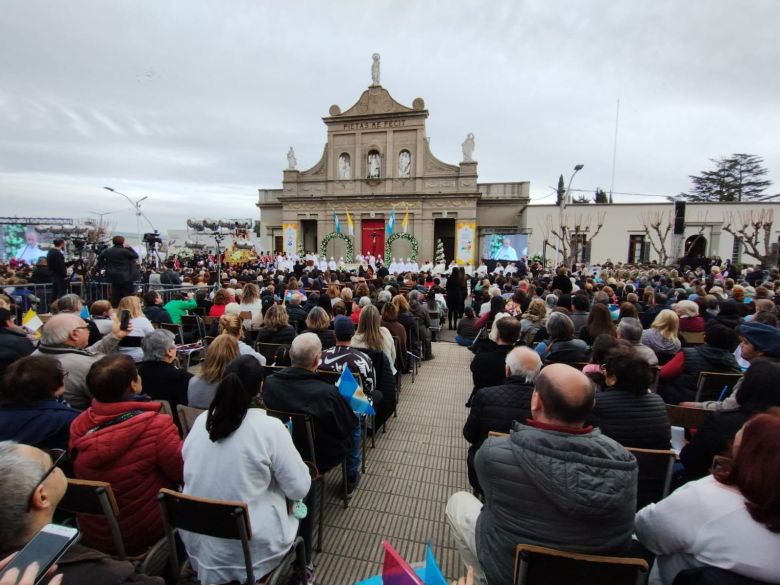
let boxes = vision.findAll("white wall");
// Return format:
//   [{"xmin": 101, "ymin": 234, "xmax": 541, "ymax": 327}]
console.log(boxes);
[{"xmin": 525, "ymin": 202, "xmax": 780, "ymax": 265}]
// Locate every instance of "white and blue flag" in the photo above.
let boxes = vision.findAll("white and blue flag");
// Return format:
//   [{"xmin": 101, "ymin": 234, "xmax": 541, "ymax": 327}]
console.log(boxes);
[{"xmin": 337, "ymin": 367, "xmax": 375, "ymax": 415}]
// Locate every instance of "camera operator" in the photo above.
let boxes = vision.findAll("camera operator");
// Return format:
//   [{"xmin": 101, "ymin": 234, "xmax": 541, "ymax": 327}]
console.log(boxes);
[
  {"xmin": 98, "ymin": 236, "xmax": 139, "ymax": 308},
  {"xmin": 46, "ymin": 239, "xmax": 69, "ymax": 300}
]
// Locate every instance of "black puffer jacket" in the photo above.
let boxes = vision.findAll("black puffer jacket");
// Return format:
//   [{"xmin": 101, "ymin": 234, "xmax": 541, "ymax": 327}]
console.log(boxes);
[
  {"xmin": 679, "ymin": 409, "xmax": 748, "ymax": 480},
  {"xmin": 659, "ymin": 345, "xmax": 741, "ymax": 405},
  {"xmin": 468, "ymin": 344, "xmax": 514, "ymax": 404},
  {"xmin": 590, "ymin": 386, "xmax": 671, "ymax": 449}
]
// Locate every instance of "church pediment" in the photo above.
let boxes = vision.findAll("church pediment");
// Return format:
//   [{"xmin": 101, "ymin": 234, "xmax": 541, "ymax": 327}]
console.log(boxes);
[
  {"xmin": 301, "ymin": 144, "xmax": 327, "ymax": 177},
  {"xmin": 326, "ymin": 86, "xmax": 425, "ymax": 119}
]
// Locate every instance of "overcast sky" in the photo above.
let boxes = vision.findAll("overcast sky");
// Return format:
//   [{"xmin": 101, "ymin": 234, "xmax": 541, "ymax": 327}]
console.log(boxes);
[{"xmin": 2, "ymin": 0, "xmax": 779, "ymax": 234}]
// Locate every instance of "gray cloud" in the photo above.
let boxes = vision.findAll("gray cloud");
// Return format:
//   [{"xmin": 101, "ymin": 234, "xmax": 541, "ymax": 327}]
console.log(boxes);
[{"xmin": 1, "ymin": 0, "xmax": 778, "ymax": 232}]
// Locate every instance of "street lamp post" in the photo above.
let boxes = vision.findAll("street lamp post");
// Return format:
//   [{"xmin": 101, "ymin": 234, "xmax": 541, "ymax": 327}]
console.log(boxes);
[
  {"xmin": 103, "ymin": 187, "xmax": 154, "ymax": 246},
  {"xmin": 557, "ymin": 164, "xmax": 584, "ymax": 265}
]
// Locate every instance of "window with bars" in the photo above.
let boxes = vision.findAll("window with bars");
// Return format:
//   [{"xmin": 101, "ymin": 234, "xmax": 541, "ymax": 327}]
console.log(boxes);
[
  {"xmin": 628, "ymin": 235, "xmax": 648, "ymax": 263},
  {"xmin": 731, "ymin": 236, "xmax": 742, "ymax": 264}
]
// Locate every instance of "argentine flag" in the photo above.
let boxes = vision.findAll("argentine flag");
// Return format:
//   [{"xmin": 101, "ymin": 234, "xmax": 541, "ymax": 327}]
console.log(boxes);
[
  {"xmin": 386, "ymin": 208, "xmax": 396, "ymax": 237},
  {"xmin": 333, "ymin": 210, "xmax": 341, "ymax": 234},
  {"xmin": 337, "ymin": 367, "xmax": 375, "ymax": 415}
]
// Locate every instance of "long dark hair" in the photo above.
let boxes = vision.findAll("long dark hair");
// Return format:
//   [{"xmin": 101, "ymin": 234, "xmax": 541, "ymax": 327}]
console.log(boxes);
[{"xmin": 206, "ymin": 355, "xmax": 264, "ymax": 442}]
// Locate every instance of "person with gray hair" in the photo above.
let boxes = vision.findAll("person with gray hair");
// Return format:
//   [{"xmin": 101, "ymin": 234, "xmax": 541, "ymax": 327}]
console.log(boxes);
[
  {"xmin": 263, "ymin": 332, "xmax": 361, "ymax": 495},
  {"xmin": 533, "ymin": 312, "xmax": 590, "ymax": 364},
  {"xmin": 51, "ymin": 293, "xmax": 102, "ymax": 346},
  {"xmin": 33, "ymin": 312, "xmax": 130, "ymax": 409},
  {"xmin": 137, "ymin": 329, "xmax": 193, "ymax": 417},
  {"xmin": 463, "ymin": 347, "xmax": 541, "ymax": 495},
  {"xmin": 0, "ymin": 441, "xmax": 163, "ymax": 584},
  {"xmin": 377, "ymin": 289, "xmax": 392, "ymax": 304},
  {"xmin": 617, "ymin": 317, "xmax": 658, "ymax": 366}
]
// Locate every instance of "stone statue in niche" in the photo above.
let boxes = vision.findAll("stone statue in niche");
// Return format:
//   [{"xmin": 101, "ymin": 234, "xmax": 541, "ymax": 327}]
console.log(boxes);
[
  {"xmin": 338, "ymin": 153, "xmax": 351, "ymax": 179},
  {"xmin": 398, "ymin": 150, "xmax": 411, "ymax": 177},
  {"xmin": 461, "ymin": 133, "xmax": 475, "ymax": 162},
  {"xmin": 371, "ymin": 53, "xmax": 381, "ymax": 86},
  {"xmin": 367, "ymin": 152, "xmax": 381, "ymax": 179},
  {"xmin": 287, "ymin": 147, "xmax": 297, "ymax": 170}
]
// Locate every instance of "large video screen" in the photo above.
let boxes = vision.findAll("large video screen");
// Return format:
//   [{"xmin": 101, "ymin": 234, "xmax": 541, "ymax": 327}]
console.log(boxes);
[
  {"xmin": 482, "ymin": 233, "xmax": 528, "ymax": 261},
  {"xmin": 0, "ymin": 224, "xmax": 54, "ymax": 264}
]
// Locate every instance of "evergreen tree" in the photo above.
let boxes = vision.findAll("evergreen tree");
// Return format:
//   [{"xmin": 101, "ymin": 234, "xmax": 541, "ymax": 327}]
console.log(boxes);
[
  {"xmin": 435, "ymin": 238, "xmax": 445, "ymax": 265},
  {"xmin": 556, "ymin": 174, "xmax": 565, "ymax": 206},
  {"xmin": 594, "ymin": 188, "xmax": 609, "ymax": 203},
  {"xmin": 684, "ymin": 154, "xmax": 774, "ymax": 202}
]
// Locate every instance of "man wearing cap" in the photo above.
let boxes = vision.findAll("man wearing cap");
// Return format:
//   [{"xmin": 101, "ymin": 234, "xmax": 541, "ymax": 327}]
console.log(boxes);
[{"xmin": 683, "ymin": 321, "xmax": 780, "ymax": 411}]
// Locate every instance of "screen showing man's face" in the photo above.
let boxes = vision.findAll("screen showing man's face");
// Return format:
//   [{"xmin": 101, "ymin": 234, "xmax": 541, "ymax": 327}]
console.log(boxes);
[
  {"xmin": 503, "ymin": 238, "xmax": 511, "ymax": 247},
  {"xmin": 26, "ymin": 232, "xmax": 38, "ymax": 246}
]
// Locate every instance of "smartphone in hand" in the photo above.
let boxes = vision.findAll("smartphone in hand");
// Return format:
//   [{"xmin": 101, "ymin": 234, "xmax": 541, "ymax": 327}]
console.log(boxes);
[
  {"xmin": 0, "ymin": 524, "xmax": 79, "ymax": 584},
  {"xmin": 119, "ymin": 310, "xmax": 131, "ymax": 331}
]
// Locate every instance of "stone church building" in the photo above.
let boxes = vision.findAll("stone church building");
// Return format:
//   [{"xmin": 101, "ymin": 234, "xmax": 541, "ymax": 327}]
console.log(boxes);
[{"xmin": 256, "ymin": 63, "xmax": 530, "ymax": 264}]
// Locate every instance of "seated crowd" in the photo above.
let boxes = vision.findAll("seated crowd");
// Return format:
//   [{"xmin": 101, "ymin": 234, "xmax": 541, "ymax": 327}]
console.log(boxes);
[{"xmin": 1, "ymin": 259, "xmax": 780, "ymax": 585}]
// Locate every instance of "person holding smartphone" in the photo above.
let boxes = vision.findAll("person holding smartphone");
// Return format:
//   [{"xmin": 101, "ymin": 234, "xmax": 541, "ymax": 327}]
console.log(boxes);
[{"xmin": 0, "ymin": 441, "xmax": 163, "ymax": 584}]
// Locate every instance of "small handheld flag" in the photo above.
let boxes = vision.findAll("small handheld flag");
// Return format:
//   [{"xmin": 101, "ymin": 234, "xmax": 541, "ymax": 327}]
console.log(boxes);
[
  {"xmin": 402, "ymin": 209, "xmax": 409, "ymax": 233},
  {"xmin": 424, "ymin": 542, "xmax": 447, "ymax": 585},
  {"xmin": 333, "ymin": 210, "xmax": 341, "ymax": 234},
  {"xmin": 381, "ymin": 541, "xmax": 423, "ymax": 585},
  {"xmin": 22, "ymin": 308, "xmax": 43, "ymax": 333},
  {"xmin": 337, "ymin": 367, "xmax": 375, "ymax": 415}
]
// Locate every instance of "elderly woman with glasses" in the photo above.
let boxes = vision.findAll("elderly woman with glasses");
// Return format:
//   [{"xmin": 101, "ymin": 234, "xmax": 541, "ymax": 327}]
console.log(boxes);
[{"xmin": 0, "ymin": 355, "xmax": 79, "ymax": 451}]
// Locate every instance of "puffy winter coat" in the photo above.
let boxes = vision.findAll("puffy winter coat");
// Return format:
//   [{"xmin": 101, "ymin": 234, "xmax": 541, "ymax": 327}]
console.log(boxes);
[
  {"xmin": 658, "ymin": 346, "xmax": 741, "ymax": 405},
  {"xmin": 475, "ymin": 422, "xmax": 637, "ymax": 585},
  {"xmin": 590, "ymin": 386, "xmax": 671, "ymax": 450},
  {"xmin": 69, "ymin": 400, "xmax": 183, "ymax": 554}
]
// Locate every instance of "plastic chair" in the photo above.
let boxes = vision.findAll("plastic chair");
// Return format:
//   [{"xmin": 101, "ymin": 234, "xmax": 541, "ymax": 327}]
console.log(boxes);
[
  {"xmin": 513, "ymin": 543, "xmax": 648, "ymax": 585},
  {"xmin": 680, "ymin": 331, "xmax": 705, "ymax": 346},
  {"xmin": 666, "ymin": 404, "xmax": 712, "ymax": 430},
  {"xmin": 176, "ymin": 404, "xmax": 205, "ymax": 439}
]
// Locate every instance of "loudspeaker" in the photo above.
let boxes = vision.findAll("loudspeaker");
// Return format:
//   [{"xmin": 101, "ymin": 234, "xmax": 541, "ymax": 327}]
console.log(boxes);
[{"xmin": 674, "ymin": 201, "xmax": 686, "ymax": 235}]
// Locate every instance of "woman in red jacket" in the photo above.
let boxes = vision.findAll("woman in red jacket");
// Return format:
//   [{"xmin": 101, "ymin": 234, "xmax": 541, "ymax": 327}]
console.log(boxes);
[{"xmin": 69, "ymin": 353, "xmax": 183, "ymax": 555}]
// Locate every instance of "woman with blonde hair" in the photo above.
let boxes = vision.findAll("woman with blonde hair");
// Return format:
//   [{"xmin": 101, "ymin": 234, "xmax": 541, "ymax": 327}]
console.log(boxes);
[
  {"xmin": 239, "ymin": 282, "xmax": 263, "ymax": 330},
  {"xmin": 218, "ymin": 314, "xmax": 265, "ymax": 365},
  {"xmin": 351, "ymin": 305, "xmax": 397, "ymax": 375},
  {"xmin": 303, "ymin": 306, "xmax": 336, "ymax": 349},
  {"xmin": 187, "ymin": 334, "xmax": 240, "ymax": 408},
  {"xmin": 519, "ymin": 298, "xmax": 547, "ymax": 346},
  {"xmin": 674, "ymin": 299, "xmax": 705, "ymax": 333},
  {"xmin": 641, "ymin": 309, "xmax": 682, "ymax": 361},
  {"xmin": 115, "ymin": 295, "xmax": 154, "ymax": 363},
  {"xmin": 255, "ymin": 304, "xmax": 296, "ymax": 345},
  {"xmin": 340, "ymin": 287, "xmax": 354, "ymax": 316}
]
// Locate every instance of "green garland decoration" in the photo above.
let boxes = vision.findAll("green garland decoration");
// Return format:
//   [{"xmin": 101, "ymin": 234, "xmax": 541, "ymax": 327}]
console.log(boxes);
[
  {"xmin": 297, "ymin": 241, "xmax": 304, "ymax": 258},
  {"xmin": 385, "ymin": 232, "xmax": 419, "ymax": 265},
  {"xmin": 319, "ymin": 232, "xmax": 354, "ymax": 262}
]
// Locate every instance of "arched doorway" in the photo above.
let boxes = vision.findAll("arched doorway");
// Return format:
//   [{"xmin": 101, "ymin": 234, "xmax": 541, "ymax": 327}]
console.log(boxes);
[{"xmin": 684, "ymin": 234, "xmax": 707, "ymax": 258}]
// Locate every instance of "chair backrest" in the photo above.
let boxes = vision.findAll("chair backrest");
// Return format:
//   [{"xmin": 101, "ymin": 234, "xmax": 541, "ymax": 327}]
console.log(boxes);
[
  {"xmin": 156, "ymin": 399, "xmax": 173, "ymax": 418},
  {"xmin": 239, "ymin": 310, "xmax": 253, "ymax": 321},
  {"xmin": 666, "ymin": 404, "xmax": 711, "ymax": 429},
  {"xmin": 649, "ymin": 366, "xmax": 661, "ymax": 393},
  {"xmin": 627, "ymin": 447, "xmax": 676, "ymax": 509},
  {"xmin": 256, "ymin": 342, "xmax": 286, "ymax": 362},
  {"xmin": 58, "ymin": 479, "xmax": 126, "ymax": 559},
  {"xmin": 680, "ymin": 331, "xmax": 705, "ymax": 346},
  {"xmin": 514, "ymin": 543, "xmax": 648, "ymax": 585},
  {"xmin": 316, "ymin": 369, "xmax": 341, "ymax": 385},
  {"xmin": 176, "ymin": 404, "xmax": 205, "ymax": 439},
  {"xmin": 181, "ymin": 315, "xmax": 205, "ymax": 340},
  {"xmin": 157, "ymin": 488, "xmax": 254, "ymax": 585},
  {"xmin": 265, "ymin": 409, "xmax": 317, "ymax": 468},
  {"xmin": 160, "ymin": 322, "xmax": 184, "ymax": 344},
  {"xmin": 695, "ymin": 371, "xmax": 743, "ymax": 402}
]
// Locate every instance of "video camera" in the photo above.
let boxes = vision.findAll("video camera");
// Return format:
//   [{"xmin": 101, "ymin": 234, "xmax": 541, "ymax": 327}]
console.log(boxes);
[{"xmin": 143, "ymin": 231, "xmax": 163, "ymax": 246}]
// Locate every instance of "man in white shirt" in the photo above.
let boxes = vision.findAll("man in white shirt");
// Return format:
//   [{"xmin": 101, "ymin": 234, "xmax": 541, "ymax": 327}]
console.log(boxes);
[
  {"xmin": 16, "ymin": 230, "xmax": 46, "ymax": 265},
  {"xmin": 328, "ymin": 257, "xmax": 337, "ymax": 271},
  {"xmin": 493, "ymin": 237, "xmax": 518, "ymax": 261}
]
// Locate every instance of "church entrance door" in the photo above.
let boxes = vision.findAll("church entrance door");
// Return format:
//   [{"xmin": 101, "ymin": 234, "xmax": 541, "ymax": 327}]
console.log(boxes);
[{"xmin": 361, "ymin": 219, "xmax": 385, "ymax": 259}]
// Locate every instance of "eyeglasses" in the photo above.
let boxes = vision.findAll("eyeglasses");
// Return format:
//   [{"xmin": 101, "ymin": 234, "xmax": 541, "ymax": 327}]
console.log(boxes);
[
  {"xmin": 26, "ymin": 448, "xmax": 67, "ymax": 512},
  {"xmin": 72, "ymin": 325, "xmax": 90, "ymax": 331}
]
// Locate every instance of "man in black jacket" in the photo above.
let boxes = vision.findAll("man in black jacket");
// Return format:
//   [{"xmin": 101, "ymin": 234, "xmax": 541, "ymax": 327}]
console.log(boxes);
[
  {"xmin": 159, "ymin": 262, "xmax": 182, "ymax": 286},
  {"xmin": 46, "ymin": 238, "xmax": 69, "ymax": 299},
  {"xmin": 98, "ymin": 236, "xmax": 139, "ymax": 307},
  {"xmin": 0, "ymin": 308, "xmax": 34, "ymax": 374},
  {"xmin": 286, "ymin": 293, "xmax": 308, "ymax": 332},
  {"xmin": 142, "ymin": 291, "xmax": 173, "ymax": 325},
  {"xmin": 137, "ymin": 329, "xmax": 192, "ymax": 429},
  {"xmin": 463, "ymin": 346, "xmax": 541, "ymax": 495},
  {"xmin": 467, "ymin": 317, "xmax": 521, "ymax": 406},
  {"xmin": 262, "ymin": 332, "xmax": 360, "ymax": 491}
]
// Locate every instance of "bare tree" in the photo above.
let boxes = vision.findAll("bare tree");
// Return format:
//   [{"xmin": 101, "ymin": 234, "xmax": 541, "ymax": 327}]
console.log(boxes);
[
  {"xmin": 640, "ymin": 211, "xmax": 672, "ymax": 264},
  {"xmin": 722, "ymin": 209, "xmax": 777, "ymax": 267},
  {"xmin": 545, "ymin": 211, "xmax": 606, "ymax": 267}
]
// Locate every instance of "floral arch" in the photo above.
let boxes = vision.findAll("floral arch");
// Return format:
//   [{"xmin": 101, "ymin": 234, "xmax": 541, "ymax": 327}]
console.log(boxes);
[
  {"xmin": 384, "ymin": 233, "xmax": 419, "ymax": 265},
  {"xmin": 320, "ymin": 232, "xmax": 354, "ymax": 262}
]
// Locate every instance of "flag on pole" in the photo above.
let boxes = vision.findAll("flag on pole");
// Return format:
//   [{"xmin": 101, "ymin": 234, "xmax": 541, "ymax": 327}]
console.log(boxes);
[
  {"xmin": 401, "ymin": 209, "xmax": 409, "ymax": 233},
  {"xmin": 333, "ymin": 210, "xmax": 341, "ymax": 234},
  {"xmin": 346, "ymin": 209, "xmax": 354, "ymax": 237},
  {"xmin": 386, "ymin": 208, "xmax": 396, "ymax": 237},
  {"xmin": 337, "ymin": 367, "xmax": 375, "ymax": 415}
]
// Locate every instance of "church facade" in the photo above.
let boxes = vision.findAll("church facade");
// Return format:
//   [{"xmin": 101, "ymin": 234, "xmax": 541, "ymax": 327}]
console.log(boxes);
[{"xmin": 256, "ymin": 64, "xmax": 530, "ymax": 265}]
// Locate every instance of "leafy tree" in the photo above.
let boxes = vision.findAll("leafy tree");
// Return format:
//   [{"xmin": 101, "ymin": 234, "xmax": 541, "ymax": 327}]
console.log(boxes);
[
  {"xmin": 572, "ymin": 195, "xmax": 590, "ymax": 205},
  {"xmin": 684, "ymin": 154, "xmax": 774, "ymax": 202},
  {"xmin": 556, "ymin": 174, "xmax": 565, "ymax": 206},
  {"xmin": 594, "ymin": 188, "xmax": 609, "ymax": 204},
  {"xmin": 435, "ymin": 238, "xmax": 445, "ymax": 265}
]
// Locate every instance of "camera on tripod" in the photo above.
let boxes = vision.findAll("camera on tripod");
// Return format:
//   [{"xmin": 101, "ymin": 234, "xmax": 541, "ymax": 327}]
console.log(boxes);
[{"xmin": 143, "ymin": 231, "xmax": 163, "ymax": 246}]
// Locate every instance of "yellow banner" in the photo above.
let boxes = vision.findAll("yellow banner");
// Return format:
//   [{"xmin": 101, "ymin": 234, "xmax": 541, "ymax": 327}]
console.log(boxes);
[
  {"xmin": 455, "ymin": 222, "xmax": 476, "ymax": 265},
  {"xmin": 282, "ymin": 223, "xmax": 298, "ymax": 256}
]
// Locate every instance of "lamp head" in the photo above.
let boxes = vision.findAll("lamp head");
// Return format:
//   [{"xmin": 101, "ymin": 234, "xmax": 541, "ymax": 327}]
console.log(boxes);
[{"xmin": 574, "ymin": 164, "xmax": 584, "ymax": 171}]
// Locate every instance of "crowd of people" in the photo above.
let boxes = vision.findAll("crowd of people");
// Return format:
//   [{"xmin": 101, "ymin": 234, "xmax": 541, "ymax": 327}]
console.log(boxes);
[{"xmin": 0, "ymin": 251, "xmax": 779, "ymax": 584}]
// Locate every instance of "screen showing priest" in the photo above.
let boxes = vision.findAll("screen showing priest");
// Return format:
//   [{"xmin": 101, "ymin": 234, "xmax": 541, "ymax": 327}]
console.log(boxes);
[{"xmin": 482, "ymin": 234, "xmax": 528, "ymax": 261}]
